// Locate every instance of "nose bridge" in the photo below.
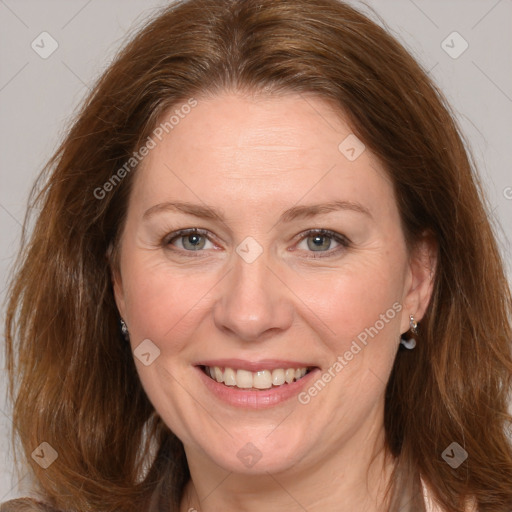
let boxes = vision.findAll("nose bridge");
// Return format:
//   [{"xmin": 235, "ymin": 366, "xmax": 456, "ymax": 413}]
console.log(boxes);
[{"xmin": 212, "ymin": 243, "xmax": 293, "ymax": 341}]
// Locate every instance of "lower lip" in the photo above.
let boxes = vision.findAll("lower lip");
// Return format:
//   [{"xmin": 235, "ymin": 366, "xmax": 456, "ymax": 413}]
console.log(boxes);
[{"xmin": 195, "ymin": 366, "xmax": 320, "ymax": 409}]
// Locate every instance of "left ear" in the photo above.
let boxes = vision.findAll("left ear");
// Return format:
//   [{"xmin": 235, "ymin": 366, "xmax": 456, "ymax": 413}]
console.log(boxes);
[{"xmin": 401, "ymin": 231, "xmax": 437, "ymax": 334}]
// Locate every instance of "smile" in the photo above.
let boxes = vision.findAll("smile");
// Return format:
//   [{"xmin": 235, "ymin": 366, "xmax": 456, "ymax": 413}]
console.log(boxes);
[{"xmin": 201, "ymin": 365, "xmax": 312, "ymax": 390}]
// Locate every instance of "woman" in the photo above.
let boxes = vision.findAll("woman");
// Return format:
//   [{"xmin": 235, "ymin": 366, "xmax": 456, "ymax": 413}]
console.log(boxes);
[{"xmin": 3, "ymin": 0, "xmax": 512, "ymax": 511}]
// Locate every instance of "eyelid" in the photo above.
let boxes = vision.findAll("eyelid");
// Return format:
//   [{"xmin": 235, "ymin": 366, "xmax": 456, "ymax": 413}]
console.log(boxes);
[{"xmin": 164, "ymin": 227, "xmax": 209, "ymax": 243}]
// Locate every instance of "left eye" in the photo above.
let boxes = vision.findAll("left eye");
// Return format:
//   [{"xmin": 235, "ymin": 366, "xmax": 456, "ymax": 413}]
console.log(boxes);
[{"xmin": 295, "ymin": 229, "xmax": 350, "ymax": 257}]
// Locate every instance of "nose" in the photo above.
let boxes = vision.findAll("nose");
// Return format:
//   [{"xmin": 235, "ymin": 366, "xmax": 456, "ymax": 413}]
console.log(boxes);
[{"xmin": 212, "ymin": 249, "xmax": 294, "ymax": 342}]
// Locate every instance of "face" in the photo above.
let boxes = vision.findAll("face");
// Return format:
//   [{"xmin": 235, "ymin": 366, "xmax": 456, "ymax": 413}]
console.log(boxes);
[{"xmin": 112, "ymin": 91, "xmax": 433, "ymax": 476}]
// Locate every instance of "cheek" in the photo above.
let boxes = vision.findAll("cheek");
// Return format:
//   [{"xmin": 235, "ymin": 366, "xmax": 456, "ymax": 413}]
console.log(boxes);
[
  {"xmin": 293, "ymin": 258, "xmax": 405, "ymax": 351},
  {"xmin": 122, "ymin": 251, "xmax": 406, "ymax": 353},
  {"xmin": 290, "ymin": 264, "xmax": 404, "ymax": 419},
  {"xmin": 121, "ymin": 251, "xmax": 220, "ymax": 350}
]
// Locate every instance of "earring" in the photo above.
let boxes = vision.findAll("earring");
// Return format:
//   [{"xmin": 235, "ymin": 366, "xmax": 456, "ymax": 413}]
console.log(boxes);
[
  {"xmin": 400, "ymin": 314, "xmax": 418, "ymax": 350},
  {"xmin": 409, "ymin": 314, "xmax": 418, "ymax": 335},
  {"xmin": 120, "ymin": 318, "xmax": 129, "ymax": 340}
]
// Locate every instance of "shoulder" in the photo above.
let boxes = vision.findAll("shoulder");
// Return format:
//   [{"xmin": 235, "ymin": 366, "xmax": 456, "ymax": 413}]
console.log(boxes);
[
  {"xmin": 0, "ymin": 499, "xmax": 56, "ymax": 512},
  {"xmin": 421, "ymin": 478, "xmax": 478, "ymax": 512}
]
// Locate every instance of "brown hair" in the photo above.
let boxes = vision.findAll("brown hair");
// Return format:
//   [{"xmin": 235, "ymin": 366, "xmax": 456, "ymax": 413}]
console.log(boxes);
[{"xmin": 4, "ymin": 0, "xmax": 512, "ymax": 511}]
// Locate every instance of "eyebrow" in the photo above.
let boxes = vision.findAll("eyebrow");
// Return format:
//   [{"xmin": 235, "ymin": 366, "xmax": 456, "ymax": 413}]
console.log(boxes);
[{"xmin": 142, "ymin": 200, "xmax": 372, "ymax": 224}]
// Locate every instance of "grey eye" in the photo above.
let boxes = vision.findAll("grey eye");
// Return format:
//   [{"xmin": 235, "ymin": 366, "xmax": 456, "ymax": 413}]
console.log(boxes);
[
  {"xmin": 306, "ymin": 234, "xmax": 333, "ymax": 251},
  {"xmin": 178, "ymin": 233, "xmax": 207, "ymax": 250},
  {"xmin": 166, "ymin": 229, "xmax": 215, "ymax": 251}
]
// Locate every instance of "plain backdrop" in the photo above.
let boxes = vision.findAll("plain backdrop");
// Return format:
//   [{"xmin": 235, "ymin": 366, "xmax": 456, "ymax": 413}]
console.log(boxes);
[{"xmin": 1, "ymin": 0, "xmax": 511, "ymax": 502}]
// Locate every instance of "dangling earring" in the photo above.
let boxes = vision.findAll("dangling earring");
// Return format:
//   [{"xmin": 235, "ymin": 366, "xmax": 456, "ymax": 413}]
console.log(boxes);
[
  {"xmin": 120, "ymin": 318, "xmax": 129, "ymax": 341},
  {"xmin": 409, "ymin": 314, "xmax": 418, "ymax": 335},
  {"xmin": 400, "ymin": 314, "xmax": 418, "ymax": 350}
]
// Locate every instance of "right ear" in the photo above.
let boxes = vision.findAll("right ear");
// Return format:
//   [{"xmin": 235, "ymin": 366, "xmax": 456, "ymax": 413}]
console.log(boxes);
[{"xmin": 107, "ymin": 242, "xmax": 126, "ymax": 319}]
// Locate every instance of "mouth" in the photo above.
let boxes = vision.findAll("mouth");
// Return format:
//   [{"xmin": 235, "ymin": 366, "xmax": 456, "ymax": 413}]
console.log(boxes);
[{"xmin": 199, "ymin": 365, "xmax": 315, "ymax": 391}]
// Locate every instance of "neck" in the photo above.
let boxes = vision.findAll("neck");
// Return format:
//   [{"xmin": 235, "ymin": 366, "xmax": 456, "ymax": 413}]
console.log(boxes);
[{"xmin": 179, "ymin": 423, "xmax": 397, "ymax": 512}]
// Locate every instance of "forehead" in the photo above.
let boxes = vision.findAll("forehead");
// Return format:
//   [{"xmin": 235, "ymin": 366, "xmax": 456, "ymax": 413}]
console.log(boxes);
[
  {"xmin": 149, "ymin": 91, "xmax": 356, "ymax": 168},
  {"xmin": 129, "ymin": 91, "xmax": 396, "ymax": 222}
]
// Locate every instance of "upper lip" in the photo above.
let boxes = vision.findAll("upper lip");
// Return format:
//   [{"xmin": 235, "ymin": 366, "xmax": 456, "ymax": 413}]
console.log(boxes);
[{"xmin": 196, "ymin": 359, "xmax": 318, "ymax": 372}]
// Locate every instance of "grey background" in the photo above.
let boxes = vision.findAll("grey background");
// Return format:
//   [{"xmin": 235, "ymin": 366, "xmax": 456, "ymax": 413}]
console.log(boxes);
[{"xmin": 1, "ymin": 0, "xmax": 511, "ymax": 502}]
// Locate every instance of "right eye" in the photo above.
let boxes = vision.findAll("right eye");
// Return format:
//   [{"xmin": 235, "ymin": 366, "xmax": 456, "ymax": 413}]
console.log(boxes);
[{"xmin": 164, "ymin": 228, "xmax": 217, "ymax": 253}]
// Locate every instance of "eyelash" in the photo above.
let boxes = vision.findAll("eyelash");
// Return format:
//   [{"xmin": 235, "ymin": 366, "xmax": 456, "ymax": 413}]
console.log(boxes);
[{"xmin": 163, "ymin": 228, "xmax": 351, "ymax": 259}]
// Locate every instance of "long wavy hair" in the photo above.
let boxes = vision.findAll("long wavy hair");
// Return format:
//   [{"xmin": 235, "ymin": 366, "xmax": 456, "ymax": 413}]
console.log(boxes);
[{"xmin": 4, "ymin": 0, "xmax": 512, "ymax": 511}]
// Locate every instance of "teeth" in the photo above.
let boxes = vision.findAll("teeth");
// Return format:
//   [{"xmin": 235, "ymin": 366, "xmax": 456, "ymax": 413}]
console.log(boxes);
[
  {"xmin": 214, "ymin": 366, "xmax": 224, "ymax": 383},
  {"xmin": 253, "ymin": 370, "xmax": 272, "ymax": 390},
  {"xmin": 272, "ymin": 369, "xmax": 285, "ymax": 386},
  {"xmin": 236, "ymin": 369, "xmax": 253, "ymax": 389},
  {"xmin": 224, "ymin": 367, "xmax": 237, "ymax": 386},
  {"xmin": 205, "ymin": 366, "xmax": 310, "ymax": 389}
]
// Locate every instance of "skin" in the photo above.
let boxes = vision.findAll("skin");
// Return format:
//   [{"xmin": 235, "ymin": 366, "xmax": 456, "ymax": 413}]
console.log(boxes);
[{"xmin": 111, "ymin": 91, "xmax": 435, "ymax": 512}]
